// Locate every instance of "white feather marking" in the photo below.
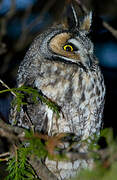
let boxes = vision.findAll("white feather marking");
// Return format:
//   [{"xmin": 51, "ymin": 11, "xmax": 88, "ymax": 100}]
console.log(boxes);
[
  {"xmin": 71, "ymin": 4, "xmax": 78, "ymax": 27},
  {"xmin": 46, "ymin": 106, "xmax": 53, "ymax": 135},
  {"xmin": 68, "ymin": 38, "xmax": 81, "ymax": 49},
  {"xmin": 57, "ymin": 55, "xmax": 79, "ymax": 64},
  {"xmin": 88, "ymin": 12, "xmax": 92, "ymax": 27}
]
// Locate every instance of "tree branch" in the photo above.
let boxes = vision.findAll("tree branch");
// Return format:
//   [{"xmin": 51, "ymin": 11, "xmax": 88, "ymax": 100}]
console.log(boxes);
[
  {"xmin": 103, "ymin": 21, "xmax": 117, "ymax": 39},
  {"xmin": 29, "ymin": 157, "xmax": 58, "ymax": 180}
]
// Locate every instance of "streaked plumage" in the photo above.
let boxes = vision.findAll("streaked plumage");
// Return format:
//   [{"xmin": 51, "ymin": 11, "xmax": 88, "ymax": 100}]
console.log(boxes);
[{"xmin": 10, "ymin": 2, "xmax": 105, "ymax": 180}]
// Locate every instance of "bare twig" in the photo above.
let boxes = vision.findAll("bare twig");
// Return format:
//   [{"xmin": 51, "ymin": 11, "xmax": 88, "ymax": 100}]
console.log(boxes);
[
  {"xmin": 0, "ymin": 79, "xmax": 16, "ymax": 97},
  {"xmin": 0, "ymin": 152, "xmax": 10, "ymax": 158},
  {"xmin": 0, "ymin": 158, "xmax": 9, "ymax": 161},
  {"xmin": 0, "ymin": 118, "xmax": 25, "ymax": 141},
  {"xmin": 0, "ymin": 152, "xmax": 10, "ymax": 162},
  {"xmin": 29, "ymin": 157, "xmax": 58, "ymax": 180},
  {"xmin": 103, "ymin": 21, "xmax": 117, "ymax": 39}
]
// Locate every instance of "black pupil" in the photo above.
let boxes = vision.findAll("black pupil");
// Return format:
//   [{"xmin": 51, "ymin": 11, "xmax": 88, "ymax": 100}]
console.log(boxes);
[
  {"xmin": 64, "ymin": 43, "xmax": 78, "ymax": 51},
  {"xmin": 66, "ymin": 46, "xmax": 72, "ymax": 51}
]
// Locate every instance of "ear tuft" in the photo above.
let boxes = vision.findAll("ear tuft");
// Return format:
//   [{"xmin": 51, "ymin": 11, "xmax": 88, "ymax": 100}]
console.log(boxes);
[
  {"xmin": 80, "ymin": 12, "xmax": 92, "ymax": 32},
  {"xmin": 61, "ymin": 1, "xmax": 92, "ymax": 32},
  {"xmin": 61, "ymin": 1, "xmax": 83, "ymax": 30}
]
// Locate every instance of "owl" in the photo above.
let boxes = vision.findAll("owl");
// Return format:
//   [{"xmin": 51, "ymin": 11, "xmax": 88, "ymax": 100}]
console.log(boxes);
[{"xmin": 10, "ymin": 2, "xmax": 105, "ymax": 180}]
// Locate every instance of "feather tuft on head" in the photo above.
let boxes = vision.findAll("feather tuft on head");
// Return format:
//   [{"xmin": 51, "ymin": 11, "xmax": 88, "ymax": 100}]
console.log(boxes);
[{"xmin": 80, "ymin": 12, "xmax": 92, "ymax": 32}]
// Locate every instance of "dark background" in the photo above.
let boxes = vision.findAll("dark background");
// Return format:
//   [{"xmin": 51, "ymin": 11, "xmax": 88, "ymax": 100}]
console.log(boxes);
[{"xmin": 0, "ymin": 0, "xmax": 117, "ymax": 134}]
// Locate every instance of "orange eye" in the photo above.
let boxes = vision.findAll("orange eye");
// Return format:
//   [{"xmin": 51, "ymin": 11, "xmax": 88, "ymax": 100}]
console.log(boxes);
[{"xmin": 63, "ymin": 44, "xmax": 73, "ymax": 52}]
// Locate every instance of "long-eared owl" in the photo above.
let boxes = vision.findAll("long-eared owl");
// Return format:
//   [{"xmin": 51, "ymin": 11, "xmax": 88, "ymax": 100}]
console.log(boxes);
[{"xmin": 10, "ymin": 2, "xmax": 105, "ymax": 180}]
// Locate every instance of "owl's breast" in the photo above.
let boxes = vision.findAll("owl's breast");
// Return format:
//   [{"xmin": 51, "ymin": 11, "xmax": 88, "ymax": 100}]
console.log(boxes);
[
  {"xmin": 34, "ymin": 62, "xmax": 81, "ymax": 104},
  {"xmin": 34, "ymin": 62, "xmax": 105, "ymax": 138}
]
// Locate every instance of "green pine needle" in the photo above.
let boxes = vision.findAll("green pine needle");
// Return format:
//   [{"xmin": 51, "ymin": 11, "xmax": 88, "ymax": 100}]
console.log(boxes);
[
  {"xmin": 0, "ymin": 85, "xmax": 60, "ymax": 117},
  {"xmin": 5, "ymin": 146, "xmax": 37, "ymax": 180}
]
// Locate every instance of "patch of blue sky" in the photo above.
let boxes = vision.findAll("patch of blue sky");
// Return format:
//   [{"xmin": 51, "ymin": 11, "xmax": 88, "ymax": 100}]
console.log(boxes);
[{"xmin": 0, "ymin": 0, "xmax": 37, "ymax": 15}]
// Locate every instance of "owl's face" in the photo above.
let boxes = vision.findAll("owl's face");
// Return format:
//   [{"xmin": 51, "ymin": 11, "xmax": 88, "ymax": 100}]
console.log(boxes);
[
  {"xmin": 18, "ymin": 9, "xmax": 99, "ymax": 89},
  {"xmin": 25, "ymin": 10, "xmax": 97, "ymax": 76},
  {"xmin": 39, "ymin": 28, "xmax": 94, "ymax": 69}
]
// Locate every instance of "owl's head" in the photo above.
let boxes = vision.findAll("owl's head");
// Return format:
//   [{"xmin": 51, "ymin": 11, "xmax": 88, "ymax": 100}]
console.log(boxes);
[{"xmin": 25, "ymin": 3, "xmax": 97, "ymax": 73}]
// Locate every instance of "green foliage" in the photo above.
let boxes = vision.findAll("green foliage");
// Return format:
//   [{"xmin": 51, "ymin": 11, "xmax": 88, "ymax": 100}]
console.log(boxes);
[
  {"xmin": 100, "ymin": 128, "xmax": 113, "ymax": 146},
  {"xmin": 0, "ymin": 85, "xmax": 60, "ymax": 179},
  {"xmin": 0, "ymin": 85, "xmax": 60, "ymax": 117},
  {"xmin": 72, "ymin": 128, "xmax": 117, "ymax": 180},
  {"xmin": 5, "ymin": 130, "xmax": 48, "ymax": 180},
  {"xmin": 73, "ymin": 161, "xmax": 117, "ymax": 180},
  {"xmin": 6, "ymin": 147, "xmax": 38, "ymax": 180},
  {"xmin": 25, "ymin": 130, "xmax": 47, "ymax": 158},
  {"xmin": 1, "ymin": 126, "xmax": 117, "ymax": 180}
]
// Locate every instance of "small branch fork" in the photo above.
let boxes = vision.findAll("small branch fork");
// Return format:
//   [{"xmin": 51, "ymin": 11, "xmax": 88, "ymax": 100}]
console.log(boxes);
[
  {"xmin": 0, "ymin": 152, "xmax": 10, "ymax": 162},
  {"xmin": 0, "ymin": 79, "xmax": 16, "ymax": 97}
]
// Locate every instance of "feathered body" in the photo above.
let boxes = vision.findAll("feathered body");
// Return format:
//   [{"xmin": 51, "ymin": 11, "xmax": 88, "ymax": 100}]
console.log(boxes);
[{"xmin": 10, "ymin": 3, "xmax": 105, "ymax": 180}]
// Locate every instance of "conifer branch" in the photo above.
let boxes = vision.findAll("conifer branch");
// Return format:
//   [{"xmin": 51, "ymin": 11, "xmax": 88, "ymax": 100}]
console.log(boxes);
[{"xmin": 0, "ymin": 80, "xmax": 60, "ymax": 117}]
